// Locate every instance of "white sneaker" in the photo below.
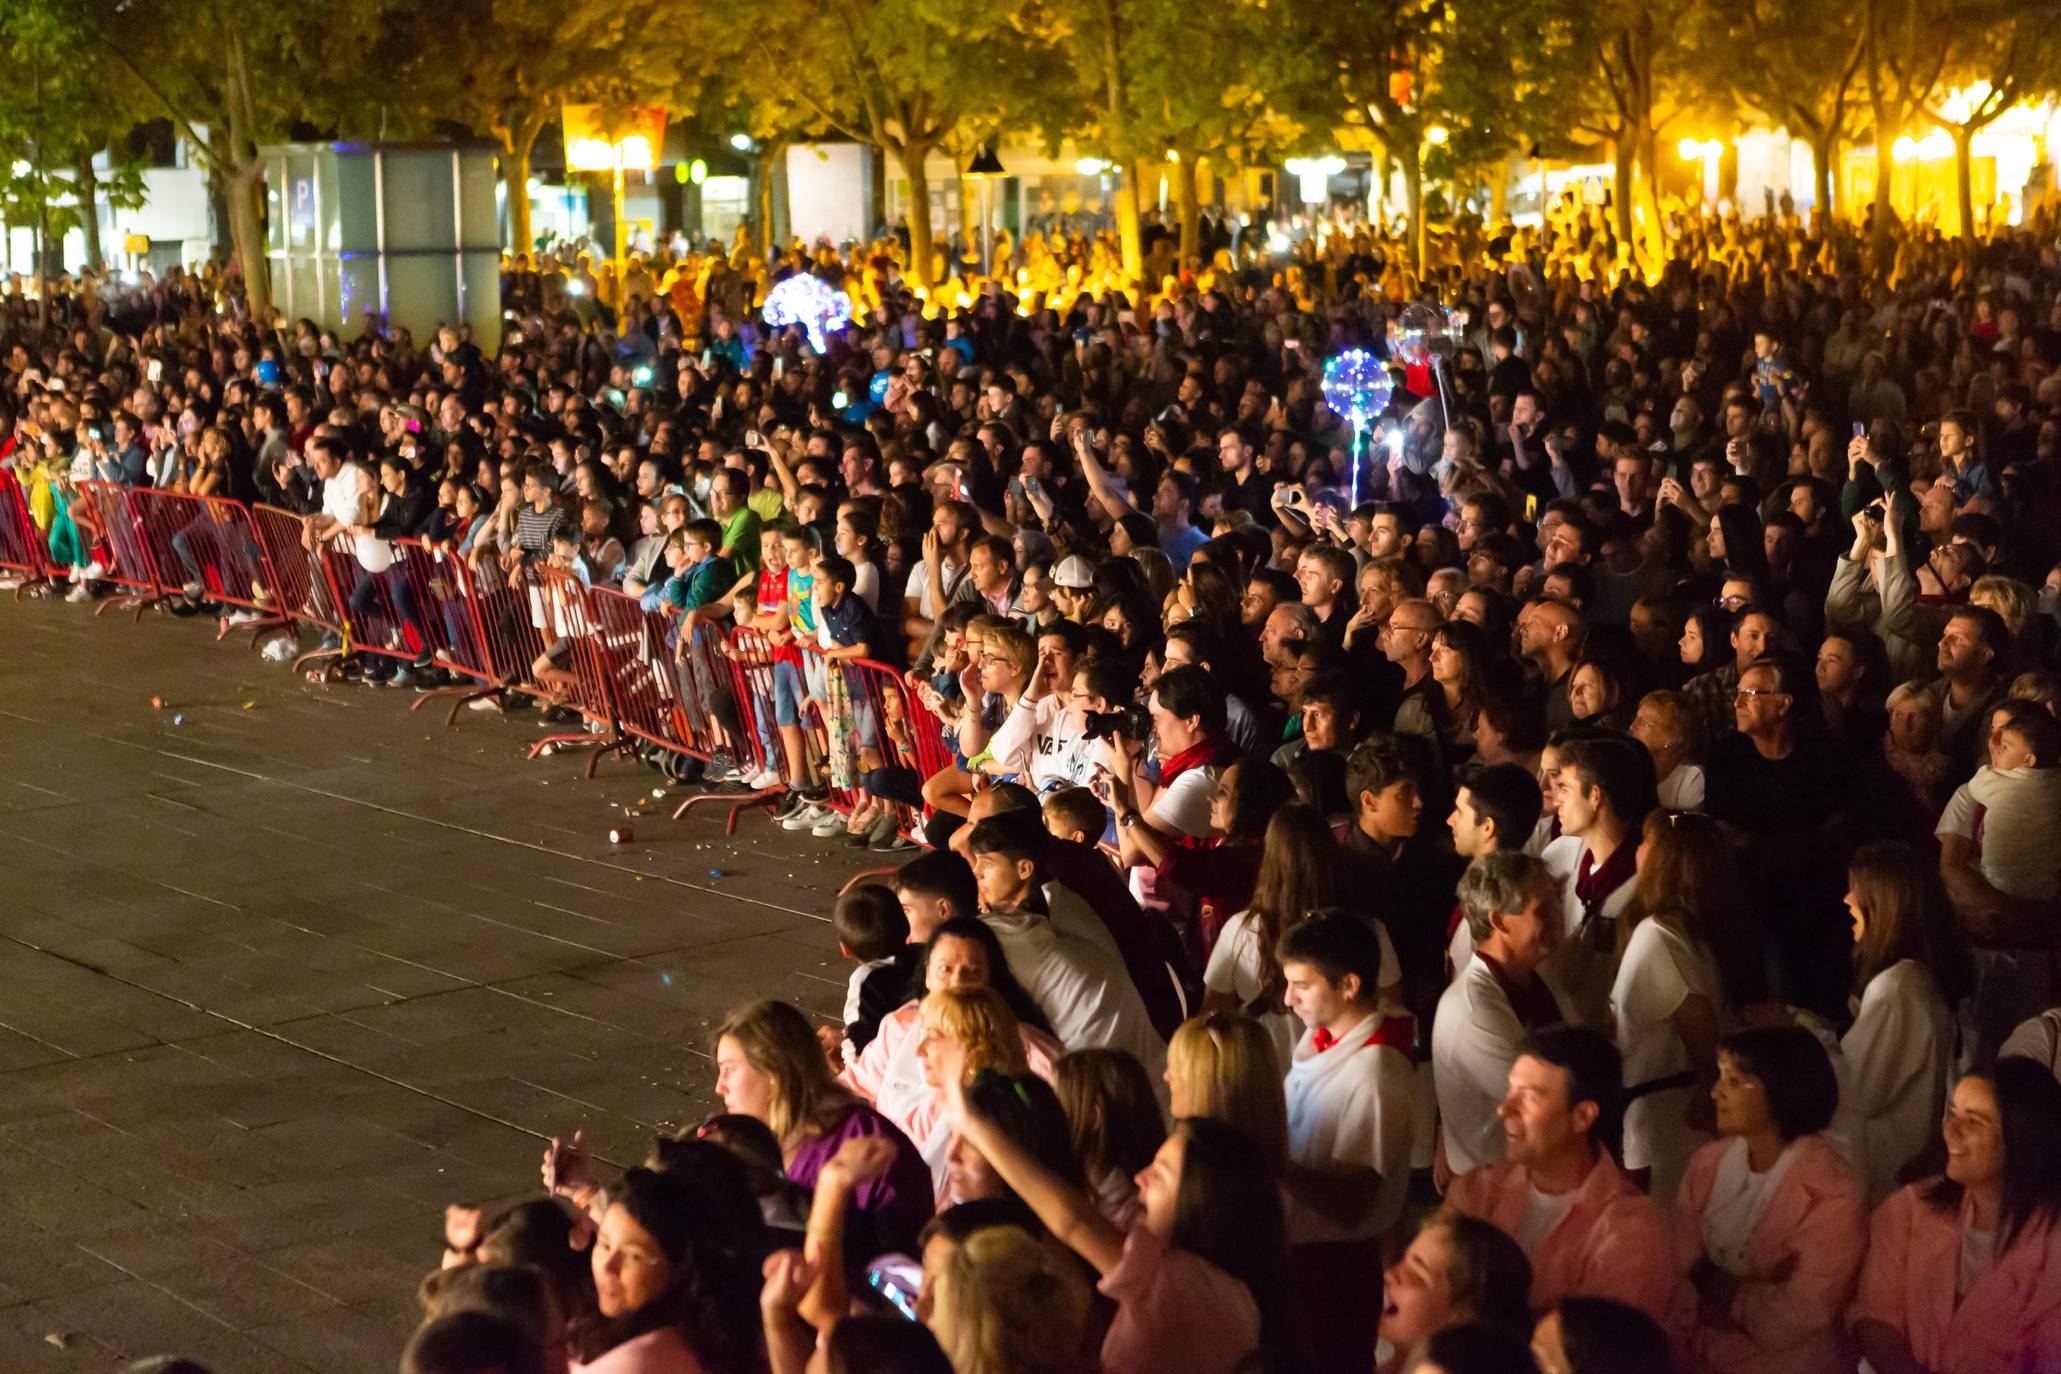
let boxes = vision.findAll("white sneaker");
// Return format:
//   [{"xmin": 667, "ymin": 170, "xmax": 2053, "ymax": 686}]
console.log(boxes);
[
  {"xmin": 84, "ymin": 560, "xmax": 105, "ymax": 580},
  {"xmin": 66, "ymin": 583, "xmax": 92, "ymax": 603},
  {"xmin": 182, "ymin": 579, "xmax": 205, "ymax": 598},
  {"xmin": 68, "ymin": 564, "xmax": 83, "ymax": 584},
  {"xmin": 780, "ymin": 801, "xmax": 830, "ymax": 831},
  {"xmin": 224, "ymin": 609, "xmax": 264, "ymax": 626},
  {"xmin": 745, "ymin": 768, "xmax": 781, "ymax": 789},
  {"xmin": 811, "ymin": 809, "xmax": 849, "ymax": 838}
]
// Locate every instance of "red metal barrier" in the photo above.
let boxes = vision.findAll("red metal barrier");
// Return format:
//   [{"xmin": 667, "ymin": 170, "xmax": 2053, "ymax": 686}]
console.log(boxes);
[
  {"xmin": 523, "ymin": 566, "xmax": 628, "ymax": 774},
  {"xmin": 674, "ymin": 625, "xmax": 787, "ymax": 829},
  {"xmin": 249, "ymin": 504, "xmax": 346, "ymax": 653},
  {"xmin": 587, "ymin": 587, "xmax": 706, "ymax": 763},
  {"xmin": 75, "ymin": 481, "xmax": 162, "ymax": 618},
  {"xmin": 0, "ymin": 468, "xmax": 52, "ymax": 593},
  {"xmin": 125, "ymin": 488, "xmax": 287, "ymax": 643},
  {"xmin": 406, "ymin": 543, "xmax": 507, "ymax": 722}
]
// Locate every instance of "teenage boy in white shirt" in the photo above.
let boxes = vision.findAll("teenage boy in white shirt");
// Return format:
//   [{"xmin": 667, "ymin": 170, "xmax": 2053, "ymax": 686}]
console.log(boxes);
[{"xmin": 1279, "ymin": 911, "xmax": 1416, "ymax": 1374}]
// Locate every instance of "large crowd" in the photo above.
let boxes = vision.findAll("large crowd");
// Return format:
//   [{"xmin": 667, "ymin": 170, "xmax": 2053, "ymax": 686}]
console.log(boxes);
[{"xmin": 6, "ymin": 198, "xmax": 2061, "ymax": 1374}]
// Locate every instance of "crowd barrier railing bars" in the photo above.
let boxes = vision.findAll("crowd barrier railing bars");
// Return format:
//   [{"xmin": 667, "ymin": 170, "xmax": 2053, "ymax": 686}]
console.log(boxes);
[
  {"xmin": 404, "ymin": 543, "xmax": 510, "ymax": 724},
  {"xmin": 247, "ymin": 503, "xmax": 348, "ymax": 663},
  {"xmin": 76, "ymin": 481, "xmax": 164, "ymax": 619},
  {"xmin": 125, "ymin": 487, "xmax": 289, "ymax": 645},
  {"xmin": 673, "ymin": 624, "xmax": 789, "ymax": 831},
  {"xmin": 586, "ymin": 586, "xmax": 712, "ymax": 774},
  {"xmin": 522, "ymin": 565, "xmax": 632, "ymax": 776},
  {"xmin": 0, "ymin": 468, "xmax": 53, "ymax": 595}
]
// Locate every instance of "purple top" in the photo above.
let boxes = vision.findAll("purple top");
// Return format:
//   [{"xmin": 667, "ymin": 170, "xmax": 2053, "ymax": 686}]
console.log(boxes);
[{"xmin": 785, "ymin": 1101, "xmax": 934, "ymax": 1256}]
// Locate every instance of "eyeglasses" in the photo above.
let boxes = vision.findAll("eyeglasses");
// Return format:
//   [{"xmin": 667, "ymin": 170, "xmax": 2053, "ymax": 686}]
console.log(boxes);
[{"xmin": 1733, "ymin": 688, "xmax": 1786, "ymax": 702}]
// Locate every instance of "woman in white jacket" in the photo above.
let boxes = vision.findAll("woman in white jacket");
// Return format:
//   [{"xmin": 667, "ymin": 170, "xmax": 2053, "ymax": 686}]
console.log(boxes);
[{"xmin": 1832, "ymin": 841, "xmax": 1973, "ymax": 1202}]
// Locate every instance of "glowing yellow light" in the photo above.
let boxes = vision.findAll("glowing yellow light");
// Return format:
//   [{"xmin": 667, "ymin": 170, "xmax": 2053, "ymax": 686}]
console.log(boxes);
[
  {"xmin": 1676, "ymin": 137, "xmax": 1721, "ymax": 162},
  {"xmin": 956, "ymin": 291, "xmax": 973, "ymax": 307},
  {"xmin": 1425, "ymin": 126, "xmax": 1449, "ymax": 146},
  {"xmin": 1165, "ymin": 150, "xmax": 1180, "ymax": 162},
  {"xmin": 1075, "ymin": 157, "xmax": 1109, "ymax": 175}
]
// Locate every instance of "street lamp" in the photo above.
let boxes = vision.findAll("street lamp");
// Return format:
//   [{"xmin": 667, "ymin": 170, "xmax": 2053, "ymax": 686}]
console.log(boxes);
[
  {"xmin": 1677, "ymin": 137, "xmax": 1723, "ymax": 204},
  {"xmin": 564, "ymin": 104, "xmax": 667, "ymax": 273},
  {"xmin": 965, "ymin": 145, "xmax": 1005, "ymax": 277}
]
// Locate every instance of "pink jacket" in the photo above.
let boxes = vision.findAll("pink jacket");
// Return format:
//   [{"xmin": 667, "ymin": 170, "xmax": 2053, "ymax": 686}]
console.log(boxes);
[
  {"xmin": 1447, "ymin": 1150, "xmax": 1675, "ymax": 1322},
  {"xmin": 1668, "ymin": 1135, "xmax": 1867, "ymax": 1374},
  {"xmin": 1850, "ymin": 1183, "xmax": 2061, "ymax": 1374}
]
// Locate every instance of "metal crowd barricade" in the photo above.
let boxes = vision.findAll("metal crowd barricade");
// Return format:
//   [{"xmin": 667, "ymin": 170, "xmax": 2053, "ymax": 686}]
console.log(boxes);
[
  {"xmin": 406, "ymin": 544, "xmax": 507, "ymax": 723},
  {"xmin": 0, "ymin": 468, "xmax": 52, "ymax": 593},
  {"xmin": 125, "ymin": 488, "xmax": 288, "ymax": 643},
  {"xmin": 523, "ymin": 565, "xmax": 628, "ymax": 775},
  {"xmin": 76, "ymin": 481, "xmax": 162, "ymax": 618},
  {"xmin": 248, "ymin": 503, "xmax": 347, "ymax": 659},
  {"xmin": 673, "ymin": 624, "xmax": 789, "ymax": 830},
  {"xmin": 586, "ymin": 586, "xmax": 707, "ymax": 767},
  {"xmin": 844, "ymin": 659, "xmax": 949, "ymax": 840}
]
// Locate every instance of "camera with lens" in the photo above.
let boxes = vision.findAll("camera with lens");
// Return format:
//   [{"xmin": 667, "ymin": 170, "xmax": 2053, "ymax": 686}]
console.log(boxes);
[{"xmin": 1082, "ymin": 702, "xmax": 1152, "ymax": 743}]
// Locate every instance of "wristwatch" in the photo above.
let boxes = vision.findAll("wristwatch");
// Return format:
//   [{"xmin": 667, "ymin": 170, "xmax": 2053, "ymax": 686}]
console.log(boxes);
[{"xmin": 1118, "ymin": 809, "xmax": 1142, "ymax": 829}]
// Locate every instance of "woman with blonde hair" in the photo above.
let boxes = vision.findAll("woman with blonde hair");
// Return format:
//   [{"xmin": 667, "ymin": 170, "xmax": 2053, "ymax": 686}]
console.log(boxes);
[
  {"xmin": 1165, "ymin": 1012, "xmax": 1290, "ymax": 1172},
  {"xmin": 926, "ymin": 1224, "xmax": 1090, "ymax": 1374},
  {"xmin": 844, "ymin": 921, "xmax": 1059, "ymax": 1197},
  {"xmin": 713, "ymin": 1000, "xmax": 933, "ymax": 1254}
]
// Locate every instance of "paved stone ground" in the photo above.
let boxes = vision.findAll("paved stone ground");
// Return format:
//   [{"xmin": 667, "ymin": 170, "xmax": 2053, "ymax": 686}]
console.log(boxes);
[{"xmin": 0, "ymin": 592, "xmax": 884, "ymax": 1372}]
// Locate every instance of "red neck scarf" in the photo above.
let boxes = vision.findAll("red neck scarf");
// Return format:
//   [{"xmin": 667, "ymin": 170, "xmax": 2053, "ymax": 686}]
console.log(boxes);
[
  {"xmin": 1312, "ymin": 1012, "xmax": 1417, "ymax": 1058},
  {"xmin": 1159, "ymin": 735, "xmax": 1231, "ymax": 787},
  {"xmin": 1574, "ymin": 840, "xmax": 1635, "ymax": 946}
]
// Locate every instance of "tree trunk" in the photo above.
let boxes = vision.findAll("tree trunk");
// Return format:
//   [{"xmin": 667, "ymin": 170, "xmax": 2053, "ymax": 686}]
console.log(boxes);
[
  {"xmin": 1952, "ymin": 124, "xmax": 1974, "ymax": 240},
  {"xmin": 75, "ymin": 151, "xmax": 104, "ymax": 273},
  {"xmin": 1488, "ymin": 155, "xmax": 1512, "ymax": 224},
  {"xmin": 1811, "ymin": 127, "xmax": 1837, "ymax": 222},
  {"xmin": 1611, "ymin": 136, "xmax": 1636, "ymax": 253},
  {"xmin": 956, "ymin": 169, "xmax": 977, "ymax": 258},
  {"xmin": 1175, "ymin": 153, "xmax": 1200, "ymax": 265},
  {"xmin": 1403, "ymin": 151, "xmax": 1426, "ymax": 278},
  {"xmin": 227, "ymin": 159, "xmax": 269, "ymax": 320},
  {"xmin": 1635, "ymin": 124, "xmax": 1666, "ymax": 273},
  {"xmin": 1112, "ymin": 169, "xmax": 1143, "ymax": 297},
  {"xmin": 504, "ymin": 135, "xmax": 534, "ymax": 259},
  {"xmin": 1871, "ymin": 114, "xmax": 1896, "ymax": 273},
  {"xmin": 899, "ymin": 143, "xmax": 938, "ymax": 290}
]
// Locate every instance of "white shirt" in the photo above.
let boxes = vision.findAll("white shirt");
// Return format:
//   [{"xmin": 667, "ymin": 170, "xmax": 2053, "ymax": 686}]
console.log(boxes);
[
  {"xmin": 1206, "ymin": 913, "xmax": 1401, "ymax": 1067},
  {"xmin": 840, "ymin": 956, "xmax": 896, "ymax": 1065},
  {"xmin": 1937, "ymin": 765, "xmax": 2061, "ymax": 900},
  {"xmin": 1541, "ymin": 834, "xmax": 1636, "ymax": 1029},
  {"xmin": 1611, "ymin": 918, "xmax": 1719, "ymax": 1202},
  {"xmin": 1657, "ymin": 763, "xmax": 1706, "ymax": 812},
  {"xmin": 1702, "ymin": 1137, "xmax": 1801, "ymax": 1275},
  {"xmin": 1433, "ymin": 955, "xmax": 1543, "ymax": 1175},
  {"xmin": 905, "ymin": 555, "xmax": 962, "ymax": 618},
  {"xmin": 1284, "ymin": 1011, "xmax": 1415, "ymax": 1243},
  {"xmin": 982, "ymin": 882, "xmax": 1165, "ymax": 1087},
  {"xmin": 322, "ymin": 463, "xmax": 392, "ymax": 573},
  {"xmin": 1514, "ymin": 1182, "xmax": 1579, "ymax": 1255},
  {"xmin": 987, "ymin": 694, "xmax": 1092, "ymax": 793},
  {"xmin": 1831, "ymin": 959, "xmax": 1953, "ymax": 1202}
]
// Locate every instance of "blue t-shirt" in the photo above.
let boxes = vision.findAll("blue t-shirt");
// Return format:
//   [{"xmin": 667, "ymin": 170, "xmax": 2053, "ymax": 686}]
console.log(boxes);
[{"xmin": 1161, "ymin": 522, "xmax": 1208, "ymax": 570}]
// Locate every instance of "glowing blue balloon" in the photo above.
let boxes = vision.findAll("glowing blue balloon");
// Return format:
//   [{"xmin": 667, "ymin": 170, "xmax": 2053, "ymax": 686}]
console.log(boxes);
[
  {"xmin": 869, "ymin": 371, "xmax": 891, "ymax": 404},
  {"xmin": 1321, "ymin": 349, "xmax": 1394, "ymax": 428},
  {"xmin": 762, "ymin": 273, "xmax": 853, "ymax": 353},
  {"xmin": 254, "ymin": 359, "xmax": 282, "ymax": 386}
]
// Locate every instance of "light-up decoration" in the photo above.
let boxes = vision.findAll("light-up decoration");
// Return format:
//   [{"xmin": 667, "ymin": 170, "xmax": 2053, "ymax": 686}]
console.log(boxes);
[
  {"xmin": 1321, "ymin": 349, "xmax": 1395, "ymax": 505},
  {"xmin": 1075, "ymin": 157, "xmax": 1110, "ymax": 176},
  {"xmin": 763, "ymin": 273, "xmax": 853, "ymax": 353}
]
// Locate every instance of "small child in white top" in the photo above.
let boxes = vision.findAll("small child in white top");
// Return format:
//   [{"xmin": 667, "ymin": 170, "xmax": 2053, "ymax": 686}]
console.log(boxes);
[{"xmin": 1936, "ymin": 709, "xmax": 2061, "ymax": 901}]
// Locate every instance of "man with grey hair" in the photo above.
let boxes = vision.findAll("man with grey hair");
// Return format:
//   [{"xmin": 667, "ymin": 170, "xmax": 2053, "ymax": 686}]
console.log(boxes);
[{"xmin": 1432, "ymin": 851, "xmax": 1568, "ymax": 1183}]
